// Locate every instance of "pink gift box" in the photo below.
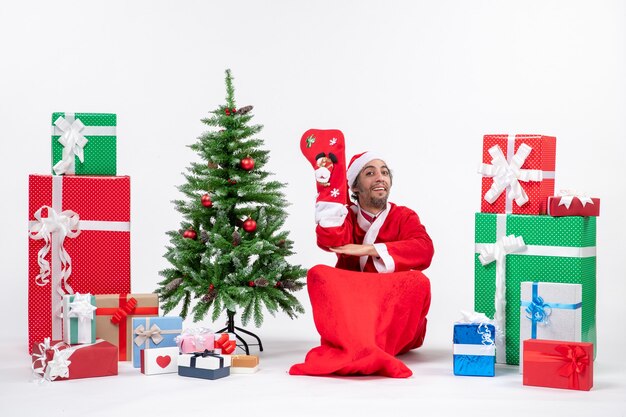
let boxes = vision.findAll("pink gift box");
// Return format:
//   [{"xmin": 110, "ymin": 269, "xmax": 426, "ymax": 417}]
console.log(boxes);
[{"xmin": 175, "ymin": 329, "xmax": 214, "ymax": 353}]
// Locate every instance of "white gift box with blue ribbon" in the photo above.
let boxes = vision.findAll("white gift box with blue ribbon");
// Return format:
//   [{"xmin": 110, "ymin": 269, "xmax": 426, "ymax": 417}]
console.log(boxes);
[{"xmin": 519, "ymin": 281, "xmax": 582, "ymax": 371}]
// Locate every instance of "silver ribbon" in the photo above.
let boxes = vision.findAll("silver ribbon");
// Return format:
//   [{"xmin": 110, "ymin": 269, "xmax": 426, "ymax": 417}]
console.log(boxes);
[
  {"xmin": 52, "ymin": 115, "xmax": 88, "ymax": 175},
  {"xmin": 478, "ymin": 234, "xmax": 527, "ymax": 363}
]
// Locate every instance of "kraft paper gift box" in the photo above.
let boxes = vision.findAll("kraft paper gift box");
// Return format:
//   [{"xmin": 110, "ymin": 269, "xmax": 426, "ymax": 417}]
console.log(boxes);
[
  {"xmin": 519, "ymin": 282, "xmax": 582, "ymax": 370},
  {"xmin": 132, "ymin": 316, "xmax": 183, "ymax": 368},
  {"xmin": 175, "ymin": 328, "xmax": 215, "ymax": 353},
  {"xmin": 178, "ymin": 351, "xmax": 230, "ymax": 380},
  {"xmin": 140, "ymin": 346, "xmax": 179, "ymax": 375},
  {"xmin": 453, "ymin": 323, "xmax": 496, "ymax": 377},
  {"xmin": 230, "ymin": 354, "xmax": 259, "ymax": 374},
  {"xmin": 51, "ymin": 112, "xmax": 117, "ymax": 175},
  {"xmin": 95, "ymin": 294, "xmax": 159, "ymax": 361},
  {"xmin": 478, "ymin": 134, "xmax": 556, "ymax": 215},
  {"xmin": 474, "ymin": 212, "xmax": 596, "ymax": 365},
  {"xmin": 523, "ymin": 339, "xmax": 593, "ymax": 391},
  {"xmin": 31, "ymin": 338, "xmax": 118, "ymax": 381},
  {"xmin": 546, "ymin": 193, "xmax": 600, "ymax": 217},
  {"xmin": 62, "ymin": 293, "xmax": 96, "ymax": 344},
  {"xmin": 28, "ymin": 175, "xmax": 131, "ymax": 353}
]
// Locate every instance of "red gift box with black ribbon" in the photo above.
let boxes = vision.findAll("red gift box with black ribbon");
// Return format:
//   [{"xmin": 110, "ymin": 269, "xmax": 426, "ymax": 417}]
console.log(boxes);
[
  {"xmin": 28, "ymin": 175, "xmax": 131, "ymax": 353},
  {"xmin": 523, "ymin": 339, "xmax": 593, "ymax": 391},
  {"xmin": 95, "ymin": 294, "xmax": 159, "ymax": 361}
]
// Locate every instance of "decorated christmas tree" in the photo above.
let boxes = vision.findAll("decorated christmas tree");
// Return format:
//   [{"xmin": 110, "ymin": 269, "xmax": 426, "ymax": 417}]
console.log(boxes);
[{"xmin": 156, "ymin": 69, "xmax": 306, "ymax": 330}]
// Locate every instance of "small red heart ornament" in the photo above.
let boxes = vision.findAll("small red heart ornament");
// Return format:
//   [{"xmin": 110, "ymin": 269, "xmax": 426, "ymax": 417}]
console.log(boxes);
[{"xmin": 156, "ymin": 355, "xmax": 171, "ymax": 368}]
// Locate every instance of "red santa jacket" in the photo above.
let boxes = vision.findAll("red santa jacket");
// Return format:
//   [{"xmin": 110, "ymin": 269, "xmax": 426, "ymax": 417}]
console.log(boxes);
[{"xmin": 316, "ymin": 202, "xmax": 434, "ymax": 273}]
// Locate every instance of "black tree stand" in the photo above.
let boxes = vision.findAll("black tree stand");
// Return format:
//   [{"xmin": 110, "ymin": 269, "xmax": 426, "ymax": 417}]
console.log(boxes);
[{"xmin": 216, "ymin": 310, "xmax": 264, "ymax": 355}]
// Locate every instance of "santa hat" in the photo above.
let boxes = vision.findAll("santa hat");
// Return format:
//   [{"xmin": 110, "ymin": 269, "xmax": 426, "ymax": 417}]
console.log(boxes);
[{"xmin": 346, "ymin": 151, "xmax": 385, "ymax": 187}]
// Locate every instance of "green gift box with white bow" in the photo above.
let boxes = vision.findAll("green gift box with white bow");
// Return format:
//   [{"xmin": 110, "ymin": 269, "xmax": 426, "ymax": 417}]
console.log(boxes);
[
  {"xmin": 51, "ymin": 112, "xmax": 117, "ymax": 175},
  {"xmin": 474, "ymin": 212, "xmax": 596, "ymax": 365}
]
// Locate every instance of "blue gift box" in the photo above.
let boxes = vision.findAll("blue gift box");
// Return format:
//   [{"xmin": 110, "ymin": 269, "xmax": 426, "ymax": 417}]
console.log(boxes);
[
  {"xmin": 453, "ymin": 323, "xmax": 496, "ymax": 377},
  {"xmin": 178, "ymin": 351, "xmax": 230, "ymax": 380},
  {"xmin": 131, "ymin": 316, "xmax": 183, "ymax": 368}
]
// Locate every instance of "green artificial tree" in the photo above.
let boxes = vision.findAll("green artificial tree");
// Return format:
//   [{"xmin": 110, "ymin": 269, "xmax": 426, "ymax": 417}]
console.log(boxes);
[{"xmin": 157, "ymin": 69, "xmax": 306, "ymax": 347}]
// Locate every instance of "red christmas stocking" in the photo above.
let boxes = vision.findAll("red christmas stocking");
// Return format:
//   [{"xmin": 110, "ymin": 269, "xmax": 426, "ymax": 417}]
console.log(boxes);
[{"xmin": 300, "ymin": 129, "xmax": 348, "ymax": 226}]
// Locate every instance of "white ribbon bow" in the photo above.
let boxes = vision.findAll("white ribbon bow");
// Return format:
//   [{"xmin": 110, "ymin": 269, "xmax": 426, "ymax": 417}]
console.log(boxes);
[
  {"xmin": 478, "ymin": 143, "xmax": 543, "ymax": 208},
  {"xmin": 557, "ymin": 189, "xmax": 595, "ymax": 209},
  {"xmin": 53, "ymin": 116, "xmax": 89, "ymax": 175},
  {"xmin": 28, "ymin": 206, "xmax": 80, "ymax": 293},
  {"xmin": 478, "ymin": 234, "xmax": 526, "ymax": 361},
  {"xmin": 67, "ymin": 293, "xmax": 96, "ymax": 322},
  {"xmin": 32, "ymin": 338, "xmax": 73, "ymax": 382},
  {"xmin": 134, "ymin": 324, "xmax": 164, "ymax": 346}
]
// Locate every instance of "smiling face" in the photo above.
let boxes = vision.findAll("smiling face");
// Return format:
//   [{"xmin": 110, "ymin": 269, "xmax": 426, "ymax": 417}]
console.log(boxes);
[{"xmin": 351, "ymin": 159, "xmax": 392, "ymax": 213}]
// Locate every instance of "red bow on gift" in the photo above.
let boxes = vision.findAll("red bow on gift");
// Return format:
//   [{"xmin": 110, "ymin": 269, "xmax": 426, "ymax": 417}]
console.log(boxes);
[
  {"xmin": 214, "ymin": 333, "xmax": 236, "ymax": 354},
  {"xmin": 110, "ymin": 297, "xmax": 138, "ymax": 324},
  {"xmin": 555, "ymin": 344, "xmax": 589, "ymax": 390}
]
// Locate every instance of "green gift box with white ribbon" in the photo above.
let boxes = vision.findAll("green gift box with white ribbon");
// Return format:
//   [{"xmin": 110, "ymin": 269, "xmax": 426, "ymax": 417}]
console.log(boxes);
[
  {"xmin": 51, "ymin": 112, "xmax": 117, "ymax": 175},
  {"xmin": 474, "ymin": 212, "xmax": 596, "ymax": 365}
]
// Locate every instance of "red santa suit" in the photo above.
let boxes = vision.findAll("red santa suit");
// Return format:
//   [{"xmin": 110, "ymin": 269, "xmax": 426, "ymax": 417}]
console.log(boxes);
[
  {"xmin": 289, "ymin": 201, "xmax": 434, "ymax": 378},
  {"xmin": 317, "ymin": 202, "xmax": 434, "ymax": 273}
]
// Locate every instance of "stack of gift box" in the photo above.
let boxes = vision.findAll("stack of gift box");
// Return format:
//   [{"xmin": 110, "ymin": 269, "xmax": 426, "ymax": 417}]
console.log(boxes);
[
  {"xmin": 453, "ymin": 134, "xmax": 598, "ymax": 392},
  {"xmin": 28, "ymin": 112, "xmax": 260, "ymax": 382}
]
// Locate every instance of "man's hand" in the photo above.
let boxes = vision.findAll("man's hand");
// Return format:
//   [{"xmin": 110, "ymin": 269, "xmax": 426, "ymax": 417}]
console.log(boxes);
[{"xmin": 329, "ymin": 244, "xmax": 378, "ymax": 257}]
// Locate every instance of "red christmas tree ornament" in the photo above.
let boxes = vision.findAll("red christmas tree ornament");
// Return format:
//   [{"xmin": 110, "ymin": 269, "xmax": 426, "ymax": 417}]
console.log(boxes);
[
  {"xmin": 209, "ymin": 284, "xmax": 214, "ymax": 290},
  {"xmin": 240, "ymin": 156, "xmax": 255, "ymax": 171},
  {"xmin": 228, "ymin": 178, "xmax": 237, "ymax": 185},
  {"xmin": 248, "ymin": 280, "xmax": 255, "ymax": 287},
  {"xmin": 225, "ymin": 108, "xmax": 231, "ymax": 116},
  {"xmin": 201, "ymin": 194, "xmax": 213, "ymax": 207},
  {"xmin": 275, "ymin": 281, "xmax": 282, "ymax": 288},
  {"xmin": 242, "ymin": 217, "xmax": 257, "ymax": 233},
  {"xmin": 183, "ymin": 228, "xmax": 197, "ymax": 240}
]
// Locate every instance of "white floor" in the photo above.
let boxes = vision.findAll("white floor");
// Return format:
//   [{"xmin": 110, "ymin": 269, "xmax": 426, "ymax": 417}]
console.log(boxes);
[{"xmin": 2, "ymin": 335, "xmax": 625, "ymax": 417}]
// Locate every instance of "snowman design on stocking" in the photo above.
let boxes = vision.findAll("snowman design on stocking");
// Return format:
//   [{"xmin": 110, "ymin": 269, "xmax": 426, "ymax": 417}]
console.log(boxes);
[{"xmin": 300, "ymin": 129, "xmax": 348, "ymax": 227}]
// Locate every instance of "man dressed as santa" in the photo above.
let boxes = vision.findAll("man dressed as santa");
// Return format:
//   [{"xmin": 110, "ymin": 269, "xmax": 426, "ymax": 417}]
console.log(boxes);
[{"xmin": 290, "ymin": 129, "xmax": 435, "ymax": 378}]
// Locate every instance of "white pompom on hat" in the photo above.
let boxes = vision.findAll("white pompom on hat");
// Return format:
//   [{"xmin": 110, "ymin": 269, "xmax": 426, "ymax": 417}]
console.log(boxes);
[{"xmin": 346, "ymin": 151, "xmax": 385, "ymax": 187}]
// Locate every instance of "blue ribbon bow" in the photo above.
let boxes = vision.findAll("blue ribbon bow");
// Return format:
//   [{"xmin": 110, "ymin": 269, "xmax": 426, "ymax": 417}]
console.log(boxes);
[{"xmin": 521, "ymin": 282, "xmax": 582, "ymax": 339}]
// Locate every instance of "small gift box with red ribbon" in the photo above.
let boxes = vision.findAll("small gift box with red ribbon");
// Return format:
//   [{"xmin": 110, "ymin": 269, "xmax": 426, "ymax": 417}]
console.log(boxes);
[
  {"xmin": 478, "ymin": 134, "xmax": 556, "ymax": 215},
  {"xmin": 31, "ymin": 338, "xmax": 118, "ymax": 382},
  {"xmin": 132, "ymin": 316, "xmax": 183, "ymax": 368},
  {"xmin": 523, "ymin": 339, "xmax": 593, "ymax": 391},
  {"xmin": 213, "ymin": 332, "xmax": 237, "ymax": 354},
  {"xmin": 546, "ymin": 191, "xmax": 600, "ymax": 217},
  {"xmin": 140, "ymin": 346, "xmax": 179, "ymax": 375},
  {"xmin": 95, "ymin": 294, "xmax": 159, "ymax": 361},
  {"xmin": 178, "ymin": 350, "xmax": 231, "ymax": 380},
  {"xmin": 28, "ymin": 175, "xmax": 131, "ymax": 353},
  {"xmin": 62, "ymin": 293, "xmax": 96, "ymax": 345},
  {"xmin": 175, "ymin": 327, "xmax": 215, "ymax": 354},
  {"xmin": 519, "ymin": 282, "xmax": 582, "ymax": 370}
]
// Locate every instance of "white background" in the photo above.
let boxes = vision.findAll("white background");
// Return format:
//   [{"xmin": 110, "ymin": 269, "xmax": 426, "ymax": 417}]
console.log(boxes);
[{"xmin": 1, "ymin": 0, "xmax": 625, "ymax": 415}]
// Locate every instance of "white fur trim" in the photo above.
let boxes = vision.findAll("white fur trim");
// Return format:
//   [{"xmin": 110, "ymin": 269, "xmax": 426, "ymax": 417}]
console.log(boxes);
[
  {"xmin": 315, "ymin": 202, "xmax": 348, "ymax": 227},
  {"xmin": 358, "ymin": 202, "xmax": 391, "ymax": 271},
  {"xmin": 347, "ymin": 152, "xmax": 384, "ymax": 187},
  {"xmin": 372, "ymin": 243, "xmax": 395, "ymax": 273}
]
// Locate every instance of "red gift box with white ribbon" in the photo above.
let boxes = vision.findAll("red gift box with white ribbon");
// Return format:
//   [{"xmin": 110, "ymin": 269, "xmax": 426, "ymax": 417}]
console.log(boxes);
[
  {"xmin": 478, "ymin": 134, "xmax": 556, "ymax": 215},
  {"xmin": 28, "ymin": 175, "xmax": 131, "ymax": 353},
  {"xmin": 522, "ymin": 339, "xmax": 593, "ymax": 391},
  {"xmin": 31, "ymin": 338, "xmax": 118, "ymax": 381},
  {"xmin": 546, "ymin": 191, "xmax": 600, "ymax": 217}
]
